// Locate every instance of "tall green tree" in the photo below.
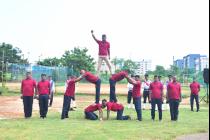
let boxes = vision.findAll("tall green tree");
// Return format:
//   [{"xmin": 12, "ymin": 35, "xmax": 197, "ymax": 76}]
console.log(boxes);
[
  {"xmin": 154, "ymin": 65, "xmax": 166, "ymax": 76},
  {"xmin": 111, "ymin": 57, "xmax": 124, "ymax": 72},
  {"xmin": 122, "ymin": 59, "xmax": 138, "ymax": 75},
  {"xmin": 37, "ymin": 57, "xmax": 61, "ymax": 66},
  {"xmin": 61, "ymin": 47, "xmax": 96, "ymax": 75}
]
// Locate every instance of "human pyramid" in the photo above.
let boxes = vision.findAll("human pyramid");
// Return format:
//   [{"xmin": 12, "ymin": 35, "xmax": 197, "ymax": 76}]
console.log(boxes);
[{"xmin": 20, "ymin": 31, "xmax": 201, "ymax": 122}]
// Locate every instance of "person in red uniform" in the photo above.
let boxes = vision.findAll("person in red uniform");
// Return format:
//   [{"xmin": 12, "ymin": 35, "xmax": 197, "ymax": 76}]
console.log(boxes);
[
  {"xmin": 167, "ymin": 76, "xmax": 182, "ymax": 121},
  {"xmin": 20, "ymin": 72, "xmax": 36, "ymax": 118},
  {"xmin": 84, "ymin": 103, "xmax": 106, "ymax": 121},
  {"xmin": 190, "ymin": 77, "xmax": 201, "ymax": 112},
  {"xmin": 61, "ymin": 76, "xmax": 83, "ymax": 119},
  {"xmin": 109, "ymin": 70, "xmax": 129, "ymax": 102},
  {"xmin": 102, "ymin": 99, "xmax": 130, "ymax": 120},
  {"xmin": 126, "ymin": 75, "xmax": 142, "ymax": 121},
  {"xmin": 149, "ymin": 75, "xmax": 164, "ymax": 121},
  {"xmin": 80, "ymin": 70, "xmax": 101, "ymax": 103},
  {"xmin": 91, "ymin": 30, "xmax": 112, "ymax": 75},
  {"xmin": 36, "ymin": 74, "xmax": 51, "ymax": 119}
]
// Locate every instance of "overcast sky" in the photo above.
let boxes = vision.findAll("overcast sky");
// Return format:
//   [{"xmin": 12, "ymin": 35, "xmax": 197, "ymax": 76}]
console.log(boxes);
[{"xmin": 0, "ymin": 0, "xmax": 209, "ymax": 69}]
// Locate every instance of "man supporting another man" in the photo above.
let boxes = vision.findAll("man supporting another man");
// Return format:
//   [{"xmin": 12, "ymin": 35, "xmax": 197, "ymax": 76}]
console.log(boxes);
[
  {"xmin": 109, "ymin": 70, "xmax": 129, "ymax": 102},
  {"xmin": 80, "ymin": 70, "xmax": 101, "ymax": 103},
  {"xmin": 21, "ymin": 72, "xmax": 36, "ymax": 118}
]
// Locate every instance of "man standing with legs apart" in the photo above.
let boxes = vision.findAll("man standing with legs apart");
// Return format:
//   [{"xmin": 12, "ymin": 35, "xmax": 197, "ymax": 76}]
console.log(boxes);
[
  {"xmin": 48, "ymin": 76, "xmax": 55, "ymax": 107},
  {"xmin": 142, "ymin": 74, "xmax": 151, "ymax": 110},
  {"xmin": 91, "ymin": 30, "xmax": 112, "ymax": 75},
  {"xmin": 167, "ymin": 76, "xmax": 182, "ymax": 121},
  {"xmin": 126, "ymin": 75, "xmax": 142, "ymax": 121},
  {"xmin": 149, "ymin": 75, "xmax": 164, "ymax": 121},
  {"xmin": 21, "ymin": 72, "xmax": 36, "ymax": 119},
  {"xmin": 36, "ymin": 74, "xmax": 51, "ymax": 119},
  {"xmin": 190, "ymin": 77, "xmax": 200, "ymax": 112},
  {"xmin": 61, "ymin": 76, "xmax": 83, "ymax": 120},
  {"xmin": 80, "ymin": 70, "xmax": 101, "ymax": 103}
]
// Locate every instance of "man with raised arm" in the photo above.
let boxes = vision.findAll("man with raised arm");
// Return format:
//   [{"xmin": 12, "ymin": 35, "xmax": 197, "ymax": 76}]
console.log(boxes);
[{"xmin": 91, "ymin": 30, "xmax": 112, "ymax": 75}]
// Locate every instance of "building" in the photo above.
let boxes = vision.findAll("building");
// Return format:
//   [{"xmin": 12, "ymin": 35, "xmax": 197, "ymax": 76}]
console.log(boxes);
[
  {"xmin": 195, "ymin": 56, "xmax": 209, "ymax": 72},
  {"xmin": 183, "ymin": 54, "xmax": 201, "ymax": 69},
  {"xmin": 174, "ymin": 59, "xmax": 184, "ymax": 70},
  {"xmin": 135, "ymin": 59, "xmax": 152, "ymax": 76}
]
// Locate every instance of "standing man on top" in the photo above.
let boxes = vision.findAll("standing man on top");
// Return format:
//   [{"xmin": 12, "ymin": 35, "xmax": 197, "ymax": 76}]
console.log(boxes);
[
  {"xmin": 91, "ymin": 30, "xmax": 112, "ymax": 75},
  {"xmin": 21, "ymin": 72, "xmax": 37, "ymax": 119},
  {"xmin": 142, "ymin": 74, "xmax": 151, "ymax": 110},
  {"xmin": 190, "ymin": 77, "xmax": 201, "ymax": 112},
  {"xmin": 80, "ymin": 70, "xmax": 101, "ymax": 103},
  {"xmin": 48, "ymin": 76, "xmax": 55, "ymax": 107},
  {"xmin": 167, "ymin": 76, "xmax": 182, "ymax": 121}
]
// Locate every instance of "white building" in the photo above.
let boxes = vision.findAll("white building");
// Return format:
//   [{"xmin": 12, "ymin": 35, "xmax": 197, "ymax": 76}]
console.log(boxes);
[
  {"xmin": 135, "ymin": 59, "xmax": 152, "ymax": 76},
  {"xmin": 195, "ymin": 56, "xmax": 209, "ymax": 72}
]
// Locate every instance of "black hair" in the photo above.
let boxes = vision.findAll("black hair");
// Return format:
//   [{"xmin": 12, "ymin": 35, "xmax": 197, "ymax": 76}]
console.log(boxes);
[
  {"xmin": 135, "ymin": 75, "xmax": 140, "ymax": 78},
  {"xmin": 154, "ymin": 75, "xmax": 158, "ymax": 78},
  {"xmin": 41, "ymin": 74, "xmax": 46, "ymax": 77},
  {"xmin": 102, "ymin": 99, "xmax": 107, "ymax": 103},
  {"xmin": 145, "ymin": 74, "xmax": 149, "ymax": 77}
]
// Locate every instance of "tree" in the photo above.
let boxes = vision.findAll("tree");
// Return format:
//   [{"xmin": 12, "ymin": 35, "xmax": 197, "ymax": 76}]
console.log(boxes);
[
  {"xmin": 154, "ymin": 65, "xmax": 166, "ymax": 76},
  {"xmin": 0, "ymin": 42, "xmax": 28, "ymax": 82},
  {"xmin": 61, "ymin": 47, "xmax": 96, "ymax": 75},
  {"xmin": 111, "ymin": 57, "xmax": 124, "ymax": 72},
  {"xmin": 122, "ymin": 59, "xmax": 138, "ymax": 75},
  {"xmin": 37, "ymin": 57, "xmax": 61, "ymax": 66}
]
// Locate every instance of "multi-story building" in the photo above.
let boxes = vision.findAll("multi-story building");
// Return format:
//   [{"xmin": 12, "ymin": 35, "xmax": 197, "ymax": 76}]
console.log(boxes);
[
  {"xmin": 174, "ymin": 59, "xmax": 184, "ymax": 70},
  {"xmin": 195, "ymin": 56, "xmax": 209, "ymax": 72},
  {"xmin": 135, "ymin": 59, "xmax": 152, "ymax": 76},
  {"xmin": 183, "ymin": 54, "xmax": 201, "ymax": 70}
]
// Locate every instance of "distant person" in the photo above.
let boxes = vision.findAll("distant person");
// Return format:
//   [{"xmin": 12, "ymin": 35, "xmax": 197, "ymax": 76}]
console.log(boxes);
[
  {"xmin": 126, "ymin": 75, "xmax": 142, "ymax": 121},
  {"xmin": 36, "ymin": 74, "xmax": 51, "ymax": 119},
  {"xmin": 167, "ymin": 76, "xmax": 182, "ymax": 121},
  {"xmin": 149, "ymin": 75, "xmax": 164, "ymax": 121},
  {"xmin": 80, "ymin": 70, "xmax": 101, "ymax": 103},
  {"xmin": 109, "ymin": 70, "xmax": 129, "ymax": 102},
  {"xmin": 91, "ymin": 30, "xmax": 112, "ymax": 75},
  {"xmin": 48, "ymin": 76, "xmax": 55, "ymax": 107},
  {"xmin": 102, "ymin": 99, "xmax": 131, "ymax": 120},
  {"xmin": 127, "ymin": 75, "xmax": 135, "ymax": 108},
  {"xmin": 84, "ymin": 102, "xmax": 106, "ymax": 121},
  {"xmin": 20, "ymin": 72, "xmax": 36, "ymax": 119},
  {"xmin": 65, "ymin": 75, "xmax": 77, "ymax": 111},
  {"xmin": 166, "ymin": 75, "xmax": 173, "ymax": 110},
  {"xmin": 142, "ymin": 74, "xmax": 151, "ymax": 110},
  {"xmin": 190, "ymin": 77, "xmax": 201, "ymax": 112},
  {"xmin": 61, "ymin": 76, "xmax": 83, "ymax": 120}
]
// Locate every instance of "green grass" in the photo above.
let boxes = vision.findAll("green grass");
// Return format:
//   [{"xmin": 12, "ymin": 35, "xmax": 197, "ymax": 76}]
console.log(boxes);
[{"xmin": 0, "ymin": 95, "xmax": 209, "ymax": 140}]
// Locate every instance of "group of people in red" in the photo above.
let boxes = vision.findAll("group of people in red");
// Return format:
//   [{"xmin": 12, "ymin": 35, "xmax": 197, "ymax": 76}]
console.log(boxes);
[{"xmin": 20, "ymin": 30, "xmax": 201, "ymax": 121}]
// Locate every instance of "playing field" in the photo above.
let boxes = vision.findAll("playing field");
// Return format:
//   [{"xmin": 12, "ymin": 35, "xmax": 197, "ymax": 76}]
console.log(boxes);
[{"xmin": 0, "ymin": 91, "xmax": 209, "ymax": 140}]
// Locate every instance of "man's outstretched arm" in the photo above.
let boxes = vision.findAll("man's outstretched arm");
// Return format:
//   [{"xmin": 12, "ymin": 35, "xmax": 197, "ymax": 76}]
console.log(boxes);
[{"xmin": 91, "ymin": 30, "xmax": 98, "ymax": 42}]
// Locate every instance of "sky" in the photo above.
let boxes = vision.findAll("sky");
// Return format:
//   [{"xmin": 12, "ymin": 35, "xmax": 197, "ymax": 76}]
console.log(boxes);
[{"xmin": 0, "ymin": 0, "xmax": 209, "ymax": 70}]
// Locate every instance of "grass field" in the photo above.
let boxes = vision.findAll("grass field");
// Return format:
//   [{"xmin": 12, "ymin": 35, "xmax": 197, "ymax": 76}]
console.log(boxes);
[{"xmin": 0, "ymin": 93, "xmax": 209, "ymax": 140}]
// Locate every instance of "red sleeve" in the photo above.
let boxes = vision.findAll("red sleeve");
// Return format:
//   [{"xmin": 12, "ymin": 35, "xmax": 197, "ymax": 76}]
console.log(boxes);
[
  {"xmin": 107, "ymin": 42, "xmax": 110, "ymax": 49},
  {"xmin": 33, "ymin": 80, "xmax": 36, "ymax": 87},
  {"xmin": 107, "ymin": 103, "xmax": 111, "ymax": 111}
]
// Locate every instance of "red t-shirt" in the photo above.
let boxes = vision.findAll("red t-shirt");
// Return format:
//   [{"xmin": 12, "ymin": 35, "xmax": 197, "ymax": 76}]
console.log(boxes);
[
  {"xmin": 106, "ymin": 102, "xmax": 123, "ymax": 111},
  {"xmin": 85, "ymin": 104, "xmax": 102, "ymax": 112},
  {"xmin": 132, "ymin": 81, "xmax": 141, "ymax": 98},
  {"xmin": 110, "ymin": 71, "xmax": 128, "ymax": 82},
  {"xmin": 37, "ymin": 80, "xmax": 50, "ymax": 95},
  {"xmin": 167, "ymin": 82, "xmax": 181, "ymax": 100},
  {"xmin": 97, "ymin": 40, "xmax": 110, "ymax": 56},
  {"xmin": 65, "ymin": 79, "xmax": 76, "ymax": 97},
  {"xmin": 84, "ymin": 72, "xmax": 99, "ymax": 84},
  {"xmin": 190, "ymin": 82, "xmax": 200, "ymax": 95},
  {"xmin": 150, "ymin": 81, "xmax": 163, "ymax": 99},
  {"xmin": 21, "ymin": 78, "xmax": 36, "ymax": 96}
]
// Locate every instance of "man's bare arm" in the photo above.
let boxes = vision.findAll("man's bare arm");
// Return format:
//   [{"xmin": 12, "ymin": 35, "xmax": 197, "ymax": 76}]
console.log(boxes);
[{"xmin": 91, "ymin": 30, "xmax": 98, "ymax": 42}]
